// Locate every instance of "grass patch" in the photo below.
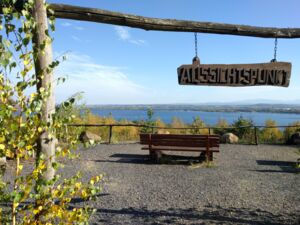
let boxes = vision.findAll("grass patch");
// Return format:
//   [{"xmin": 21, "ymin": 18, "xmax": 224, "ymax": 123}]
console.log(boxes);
[{"xmin": 188, "ymin": 160, "xmax": 215, "ymax": 169}]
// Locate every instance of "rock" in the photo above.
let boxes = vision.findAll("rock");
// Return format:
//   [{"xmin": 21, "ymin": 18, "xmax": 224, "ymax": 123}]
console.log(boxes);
[
  {"xmin": 221, "ymin": 133, "xmax": 239, "ymax": 144},
  {"xmin": 289, "ymin": 132, "xmax": 300, "ymax": 145},
  {"xmin": 155, "ymin": 130, "xmax": 170, "ymax": 134},
  {"xmin": 79, "ymin": 131, "xmax": 101, "ymax": 143}
]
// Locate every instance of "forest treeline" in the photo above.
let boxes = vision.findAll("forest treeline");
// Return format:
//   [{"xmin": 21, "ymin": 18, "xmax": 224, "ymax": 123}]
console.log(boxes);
[{"xmin": 67, "ymin": 107, "xmax": 300, "ymax": 144}]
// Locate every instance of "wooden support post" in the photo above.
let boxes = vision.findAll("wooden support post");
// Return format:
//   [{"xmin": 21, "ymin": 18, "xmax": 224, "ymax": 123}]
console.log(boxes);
[
  {"xmin": 33, "ymin": 0, "xmax": 55, "ymax": 181},
  {"xmin": 108, "ymin": 125, "xmax": 113, "ymax": 144},
  {"xmin": 208, "ymin": 128, "xmax": 211, "ymax": 135},
  {"xmin": 254, "ymin": 126, "xmax": 259, "ymax": 145}
]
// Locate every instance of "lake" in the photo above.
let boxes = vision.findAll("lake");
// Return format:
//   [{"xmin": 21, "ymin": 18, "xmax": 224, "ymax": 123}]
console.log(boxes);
[{"xmin": 89, "ymin": 109, "xmax": 300, "ymax": 126}]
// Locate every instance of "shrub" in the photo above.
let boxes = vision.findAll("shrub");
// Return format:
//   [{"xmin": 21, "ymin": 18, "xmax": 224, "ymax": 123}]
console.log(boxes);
[
  {"xmin": 284, "ymin": 121, "xmax": 300, "ymax": 143},
  {"xmin": 214, "ymin": 119, "xmax": 230, "ymax": 135},
  {"xmin": 231, "ymin": 116, "xmax": 254, "ymax": 143},
  {"xmin": 260, "ymin": 119, "xmax": 283, "ymax": 143},
  {"xmin": 140, "ymin": 107, "xmax": 156, "ymax": 134},
  {"xmin": 190, "ymin": 116, "xmax": 209, "ymax": 134},
  {"xmin": 170, "ymin": 117, "xmax": 187, "ymax": 134}
]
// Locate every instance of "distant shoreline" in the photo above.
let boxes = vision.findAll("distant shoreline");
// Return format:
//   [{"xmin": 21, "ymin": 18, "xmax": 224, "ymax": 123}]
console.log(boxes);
[{"xmin": 86, "ymin": 104, "xmax": 300, "ymax": 114}]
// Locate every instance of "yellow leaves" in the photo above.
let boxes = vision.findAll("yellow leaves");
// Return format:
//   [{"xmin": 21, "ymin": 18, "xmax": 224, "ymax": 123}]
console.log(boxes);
[
  {"xmin": 32, "ymin": 169, "xmax": 39, "ymax": 180},
  {"xmin": 33, "ymin": 206, "xmax": 43, "ymax": 215},
  {"xmin": 18, "ymin": 164, "xmax": 23, "ymax": 172},
  {"xmin": 39, "ymin": 163, "xmax": 46, "ymax": 171},
  {"xmin": 90, "ymin": 175, "xmax": 103, "ymax": 185},
  {"xmin": 38, "ymin": 127, "xmax": 43, "ymax": 133},
  {"xmin": 0, "ymin": 136, "xmax": 5, "ymax": 143},
  {"xmin": 26, "ymin": 145, "xmax": 33, "ymax": 151},
  {"xmin": 23, "ymin": 59, "xmax": 31, "ymax": 66},
  {"xmin": 65, "ymin": 198, "xmax": 71, "ymax": 203},
  {"xmin": 75, "ymin": 182, "xmax": 82, "ymax": 189},
  {"xmin": 29, "ymin": 93, "xmax": 37, "ymax": 102},
  {"xmin": 81, "ymin": 190, "xmax": 87, "ymax": 199},
  {"xmin": 0, "ymin": 144, "xmax": 5, "ymax": 150},
  {"xmin": 39, "ymin": 87, "xmax": 45, "ymax": 93},
  {"xmin": 52, "ymin": 189, "xmax": 62, "ymax": 198}
]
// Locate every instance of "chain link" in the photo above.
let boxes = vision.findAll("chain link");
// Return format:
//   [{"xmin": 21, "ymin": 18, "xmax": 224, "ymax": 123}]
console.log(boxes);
[
  {"xmin": 274, "ymin": 37, "xmax": 278, "ymax": 61},
  {"xmin": 271, "ymin": 37, "xmax": 278, "ymax": 62},
  {"xmin": 194, "ymin": 32, "xmax": 198, "ymax": 57}
]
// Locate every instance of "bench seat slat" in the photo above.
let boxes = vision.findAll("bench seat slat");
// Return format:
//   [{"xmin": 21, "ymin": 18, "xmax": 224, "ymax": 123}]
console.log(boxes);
[
  {"xmin": 141, "ymin": 147, "xmax": 220, "ymax": 152},
  {"xmin": 140, "ymin": 142, "xmax": 219, "ymax": 147},
  {"xmin": 140, "ymin": 134, "xmax": 219, "ymax": 139},
  {"xmin": 150, "ymin": 141, "xmax": 219, "ymax": 148}
]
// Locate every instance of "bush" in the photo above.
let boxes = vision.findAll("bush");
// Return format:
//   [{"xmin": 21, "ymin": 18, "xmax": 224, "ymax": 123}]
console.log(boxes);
[
  {"xmin": 284, "ymin": 121, "xmax": 300, "ymax": 143},
  {"xmin": 170, "ymin": 117, "xmax": 187, "ymax": 134},
  {"xmin": 231, "ymin": 116, "xmax": 254, "ymax": 143},
  {"xmin": 260, "ymin": 119, "xmax": 283, "ymax": 143},
  {"xmin": 140, "ymin": 108, "xmax": 156, "ymax": 134},
  {"xmin": 190, "ymin": 116, "xmax": 209, "ymax": 134},
  {"xmin": 214, "ymin": 119, "xmax": 230, "ymax": 135}
]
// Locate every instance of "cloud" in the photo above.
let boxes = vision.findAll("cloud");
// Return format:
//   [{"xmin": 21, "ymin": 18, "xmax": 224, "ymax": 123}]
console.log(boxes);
[
  {"xmin": 114, "ymin": 26, "xmax": 130, "ymax": 40},
  {"xmin": 60, "ymin": 22, "xmax": 84, "ymax": 31},
  {"xmin": 74, "ymin": 26, "xmax": 84, "ymax": 31},
  {"xmin": 71, "ymin": 35, "xmax": 81, "ymax": 42},
  {"xmin": 114, "ymin": 26, "xmax": 146, "ymax": 45},
  {"xmin": 55, "ymin": 52, "xmax": 149, "ymax": 104},
  {"xmin": 61, "ymin": 22, "xmax": 72, "ymax": 27},
  {"xmin": 70, "ymin": 35, "xmax": 91, "ymax": 43}
]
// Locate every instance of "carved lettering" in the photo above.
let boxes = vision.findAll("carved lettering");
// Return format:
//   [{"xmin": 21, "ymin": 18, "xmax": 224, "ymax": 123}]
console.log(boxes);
[{"xmin": 178, "ymin": 62, "xmax": 291, "ymax": 87}]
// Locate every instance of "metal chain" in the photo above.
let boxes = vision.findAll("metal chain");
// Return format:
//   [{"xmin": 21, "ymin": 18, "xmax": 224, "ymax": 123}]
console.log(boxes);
[
  {"xmin": 194, "ymin": 32, "xmax": 198, "ymax": 57},
  {"xmin": 271, "ymin": 37, "xmax": 278, "ymax": 62}
]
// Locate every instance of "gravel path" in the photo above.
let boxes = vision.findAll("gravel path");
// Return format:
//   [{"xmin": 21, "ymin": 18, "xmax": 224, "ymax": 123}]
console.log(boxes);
[{"xmin": 3, "ymin": 144, "xmax": 300, "ymax": 224}]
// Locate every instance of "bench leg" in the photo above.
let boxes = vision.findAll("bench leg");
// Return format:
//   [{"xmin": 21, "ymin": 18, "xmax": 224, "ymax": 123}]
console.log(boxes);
[
  {"xmin": 149, "ymin": 150, "xmax": 163, "ymax": 162},
  {"xmin": 208, "ymin": 152, "xmax": 213, "ymax": 161},
  {"xmin": 200, "ymin": 152, "xmax": 213, "ymax": 161},
  {"xmin": 149, "ymin": 150, "xmax": 156, "ymax": 160}
]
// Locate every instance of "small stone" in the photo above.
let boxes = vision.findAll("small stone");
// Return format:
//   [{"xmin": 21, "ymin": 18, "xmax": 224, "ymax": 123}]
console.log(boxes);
[
  {"xmin": 155, "ymin": 130, "xmax": 170, "ymax": 134},
  {"xmin": 79, "ymin": 131, "xmax": 101, "ymax": 143},
  {"xmin": 221, "ymin": 133, "xmax": 239, "ymax": 144}
]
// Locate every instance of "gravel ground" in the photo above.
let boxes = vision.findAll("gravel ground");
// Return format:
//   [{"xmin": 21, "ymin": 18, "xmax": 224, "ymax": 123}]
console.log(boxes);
[{"xmin": 3, "ymin": 144, "xmax": 300, "ymax": 224}]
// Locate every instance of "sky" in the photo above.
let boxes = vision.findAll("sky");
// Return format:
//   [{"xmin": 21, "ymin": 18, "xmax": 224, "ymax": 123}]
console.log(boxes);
[{"xmin": 47, "ymin": 0, "xmax": 300, "ymax": 104}]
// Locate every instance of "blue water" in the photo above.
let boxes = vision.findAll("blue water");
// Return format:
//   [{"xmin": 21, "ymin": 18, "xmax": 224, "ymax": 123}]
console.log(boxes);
[{"xmin": 89, "ymin": 109, "xmax": 300, "ymax": 126}]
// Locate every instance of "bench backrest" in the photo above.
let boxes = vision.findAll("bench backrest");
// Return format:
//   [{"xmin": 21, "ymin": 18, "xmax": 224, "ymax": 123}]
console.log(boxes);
[{"xmin": 140, "ymin": 134, "xmax": 219, "ymax": 148}]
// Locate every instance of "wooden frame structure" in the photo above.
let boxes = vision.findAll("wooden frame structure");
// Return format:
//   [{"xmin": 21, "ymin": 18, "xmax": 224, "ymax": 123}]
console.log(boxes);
[{"xmin": 2, "ymin": 1, "xmax": 300, "ymax": 180}]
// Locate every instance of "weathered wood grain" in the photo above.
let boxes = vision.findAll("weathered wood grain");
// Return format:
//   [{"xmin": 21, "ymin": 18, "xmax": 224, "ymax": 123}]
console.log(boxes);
[
  {"xmin": 178, "ymin": 61, "xmax": 292, "ymax": 87},
  {"xmin": 47, "ymin": 4, "xmax": 300, "ymax": 38},
  {"xmin": 33, "ymin": 0, "xmax": 56, "ymax": 181}
]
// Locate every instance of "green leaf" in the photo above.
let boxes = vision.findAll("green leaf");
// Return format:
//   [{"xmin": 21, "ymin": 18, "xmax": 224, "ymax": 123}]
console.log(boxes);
[{"xmin": 22, "ymin": 37, "xmax": 30, "ymax": 46}]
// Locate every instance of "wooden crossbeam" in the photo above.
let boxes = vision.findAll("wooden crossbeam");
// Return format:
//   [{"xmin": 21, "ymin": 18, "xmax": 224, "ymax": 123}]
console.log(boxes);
[{"xmin": 49, "ymin": 3, "xmax": 300, "ymax": 38}]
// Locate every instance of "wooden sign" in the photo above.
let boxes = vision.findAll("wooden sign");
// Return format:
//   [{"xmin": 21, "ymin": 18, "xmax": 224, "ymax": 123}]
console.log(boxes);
[{"xmin": 178, "ymin": 60, "xmax": 292, "ymax": 87}]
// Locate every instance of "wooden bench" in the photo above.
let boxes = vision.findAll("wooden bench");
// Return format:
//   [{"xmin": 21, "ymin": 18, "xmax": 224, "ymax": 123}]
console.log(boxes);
[{"xmin": 140, "ymin": 134, "xmax": 220, "ymax": 161}]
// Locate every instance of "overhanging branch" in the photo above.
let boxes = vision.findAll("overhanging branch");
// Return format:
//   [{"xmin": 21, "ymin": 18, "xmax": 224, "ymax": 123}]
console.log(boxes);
[{"xmin": 49, "ymin": 3, "xmax": 300, "ymax": 38}]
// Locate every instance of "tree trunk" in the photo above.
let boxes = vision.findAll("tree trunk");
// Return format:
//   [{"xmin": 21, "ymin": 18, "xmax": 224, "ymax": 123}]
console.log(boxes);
[{"xmin": 33, "ymin": 0, "xmax": 55, "ymax": 181}]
